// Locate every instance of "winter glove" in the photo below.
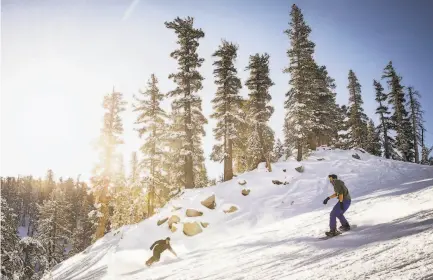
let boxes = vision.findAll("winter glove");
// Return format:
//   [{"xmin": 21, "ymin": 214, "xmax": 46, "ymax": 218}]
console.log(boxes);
[
  {"xmin": 323, "ymin": 197, "xmax": 330, "ymax": 205},
  {"xmin": 339, "ymin": 201, "xmax": 344, "ymax": 211}
]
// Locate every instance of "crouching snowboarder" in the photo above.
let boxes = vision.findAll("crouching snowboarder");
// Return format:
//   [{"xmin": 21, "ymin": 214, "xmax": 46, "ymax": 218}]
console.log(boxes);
[
  {"xmin": 323, "ymin": 174, "xmax": 352, "ymax": 237},
  {"xmin": 145, "ymin": 237, "xmax": 177, "ymax": 267}
]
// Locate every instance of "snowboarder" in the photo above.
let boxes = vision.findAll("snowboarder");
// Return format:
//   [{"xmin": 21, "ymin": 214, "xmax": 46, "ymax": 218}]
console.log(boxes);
[
  {"xmin": 145, "ymin": 237, "xmax": 177, "ymax": 266},
  {"xmin": 323, "ymin": 174, "xmax": 352, "ymax": 237}
]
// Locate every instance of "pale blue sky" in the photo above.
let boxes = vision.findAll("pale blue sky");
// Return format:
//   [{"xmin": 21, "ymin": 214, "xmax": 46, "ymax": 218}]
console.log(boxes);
[{"xmin": 2, "ymin": 0, "xmax": 432, "ymax": 181}]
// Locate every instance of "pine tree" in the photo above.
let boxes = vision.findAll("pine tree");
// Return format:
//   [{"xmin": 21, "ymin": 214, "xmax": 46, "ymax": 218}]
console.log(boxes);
[
  {"xmin": 20, "ymin": 237, "xmax": 48, "ymax": 279},
  {"xmin": 245, "ymin": 53, "xmax": 275, "ymax": 169},
  {"xmin": 346, "ymin": 70, "xmax": 368, "ymax": 149},
  {"xmin": 210, "ymin": 40, "xmax": 243, "ymax": 181},
  {"xmin": 70, "ymin": 182, "xmax": 94, "ymax": 255},
  {"xmin": 133, "ymin": 74, "xmax": 168, "ymax": 216},
  {"xmin": 284, "ymin": 4, "xmax": 318, "ymax": 161},
  {"xmin": 421, "ymin": 145, "xmax": 433, "ymax": 165},
  {"xmin": 365, "ymin": 119, "xmax": 382, "ymax": 156},
  {"xmin": 336, "ymin": 105, "xmax": 350, "ymax": 149},
  {"xmin": 407, "ymin": 86, "xmax": 424, "ymax": 163},
  {"xmin": 129, "ymin": 152, "xmax": 140, "ymax": 186},
  {"xmin": 165, "ymin": 16, "xmax": 207, "ymax": 189},
  {"xmin": 272, "ymin": 138, "xmax": 285, "ymax": 162},
  {"xmin": 232, "ymin": 100, "xmax": 250, "ymax": 173},
  {"xmin": 1, "ymin": 197, "xmax": 24, "ymax": 280},
  {"xmin": 382, "ymin": 61, "xmax": 414, "ymax": 161},
  {"xmin": 312, "ymin": 65, "xmax": 339, "ymax": 147},
  {"xmin": 91, "ymin": 89, "xmax": 126, "ymax": 240},
  {"xmin": 35, "ymin": 188, "xmax": 71, "ymax": 267},
  {"xmin": 373, "ymin": 80, "xmax": 395, "ymax": 159}
]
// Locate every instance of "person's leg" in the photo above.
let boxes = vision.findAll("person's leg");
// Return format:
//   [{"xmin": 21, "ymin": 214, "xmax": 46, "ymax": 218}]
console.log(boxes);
[
  {"xmin": 329, "ymin": 202, "xmax": 340, "ymax": 231},
  {"xmin": 337, "ymin": 200, "xmax": 351, "ymax": 226}
]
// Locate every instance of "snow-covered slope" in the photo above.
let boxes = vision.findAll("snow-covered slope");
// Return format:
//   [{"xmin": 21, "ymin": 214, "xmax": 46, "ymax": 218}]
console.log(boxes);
[{"xmin": 45, "ymin": 149, "xmax": 433, "ymax": 280}]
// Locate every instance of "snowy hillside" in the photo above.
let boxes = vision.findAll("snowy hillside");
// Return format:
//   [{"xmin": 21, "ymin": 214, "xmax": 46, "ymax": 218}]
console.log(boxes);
[{"xmin": 44, "ymin": 149, "xmax": 433, "ymax": 280}]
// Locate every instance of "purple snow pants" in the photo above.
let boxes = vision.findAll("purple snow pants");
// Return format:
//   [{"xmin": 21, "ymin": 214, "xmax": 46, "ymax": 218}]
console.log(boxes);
[{"xmin": 329, "ymin": 200, "xmax": 351, "ymax": 230}]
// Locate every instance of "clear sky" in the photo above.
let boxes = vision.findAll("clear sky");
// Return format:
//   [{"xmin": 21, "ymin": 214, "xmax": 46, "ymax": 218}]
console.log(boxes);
[{"xmin": 2, "ymin": 0, "xmax": 432, "ymax": 182}]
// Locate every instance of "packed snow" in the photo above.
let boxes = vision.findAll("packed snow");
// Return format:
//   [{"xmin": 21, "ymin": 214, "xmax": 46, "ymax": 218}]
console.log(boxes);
[{"xmin": 45, "ymin": 149, "xmax": 433, "ymax": 280}]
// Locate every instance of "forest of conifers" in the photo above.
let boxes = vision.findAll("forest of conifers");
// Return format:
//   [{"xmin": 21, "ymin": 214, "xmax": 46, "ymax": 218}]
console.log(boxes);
[{"xmin": 1, "ymin": 4, "xmax": 432, "ymax": 280}]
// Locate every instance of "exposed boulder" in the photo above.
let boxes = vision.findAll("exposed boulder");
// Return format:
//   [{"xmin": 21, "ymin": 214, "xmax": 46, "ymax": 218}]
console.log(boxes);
[
  {"xmin": 201, "ymin": 195, "xmax": 216, "ymax": 210},
  {"xmin": 352, "ymin": 153, "xmax": 361, "ymax": 160},
  {"xmin": 295, "ymin": 166, "xmax": 304, "ymax": 173},
  {"xmin": 168, "ymin": 215, "xmax": 180, "ymax": 228},
  {"xmin": 183, "ymin": 222, "xmax": 203, "ymax": 236},
  {"xmin": 241, "ymin": 189, "xmax": 250, "ymax": 196},
  {"xmin": 224, "ymin": 206, "xmax": 238, "ymax": 214},
  {"xmin": 157, "ymin": 217, "xmax": 168, "ymax": 226},
  {"xmin": 283, "ymin": 169, "xmax": 287, "ymax": 172},
  {"xmin": 200, "ymin": 222, "xmax": 209, "ymax": 228},
  {"xmin": 170, "ymin": 225, "xmax": 177, "ymax": 233},
  {"xmin": 238, "ymin": 179, "xmax": 247, "ymax": 186},
  {"xmin": 272, "ymin": 180, "xmax": 283, "ymax": 185},
  {"xmin": 186, "ymin": 209, "xmax": 203, "ymax": 217},
  {"xmin": 317, "ymin": 158, "xmax": 325, "ymax": 161},
  {"xmin": 172, "ymin": 206, "xmax": 182, "ymax": 212}
]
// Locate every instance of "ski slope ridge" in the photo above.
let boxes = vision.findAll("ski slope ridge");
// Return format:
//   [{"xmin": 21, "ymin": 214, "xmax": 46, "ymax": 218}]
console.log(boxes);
[{"xmin": 45, "ymin": 149, "xmax": 433, "ymax": 280}]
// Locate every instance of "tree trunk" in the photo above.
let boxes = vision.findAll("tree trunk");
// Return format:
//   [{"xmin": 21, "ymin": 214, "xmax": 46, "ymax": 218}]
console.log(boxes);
[
  {"xmin": 297, "ymin": 139, "xmax": 302, "ymax": 161},
  {"xmin": 224, "ymin": 139, "xmax": 234, "ymax": 181}
]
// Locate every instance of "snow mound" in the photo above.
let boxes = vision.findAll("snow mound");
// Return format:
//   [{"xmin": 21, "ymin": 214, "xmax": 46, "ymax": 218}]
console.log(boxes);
[{"xmin": 45, "ymin": 149, "xmax": 433, "ymax": 280}]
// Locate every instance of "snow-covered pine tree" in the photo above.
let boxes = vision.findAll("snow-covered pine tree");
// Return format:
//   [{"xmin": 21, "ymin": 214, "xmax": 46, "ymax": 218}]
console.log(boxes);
[
  {"xmin": 91, "ymin": 89, "xmax": 126, "ymax": 240},
  {"xmin": 164, "ymin": 108, "xmax": 185, "ymax": 190},
  {"xmin": 35, "ymin": 188, "xmax": 72, "ymax": 268},
  {"xmin": 346, "ymin": 70, "xmax": 368, "ymax": 149},
  {"xmin": 245, "ymin": 53, "xmax": 275, "ymax": 169},
  {"xmin": 70, "ymin": 181, "xmax": 94, "ymax": 256},
  {"xmin": 373, "ymin": 79, "xmax": 395, "ymax": 159},
  {"xmin": 284, "ymin": 4, "xmax": 318, "ymax": 161},
  {"xmin": 133, "ymin": 74, "xmax": 168, "ymax": 216},
  {"xmin": 421, "ymin": 145, "xmax": 433, "ymax": 165},
  {"xmin": 272, "ymin": 138, "xmax": 285, "ymax": 162},
  {"xmin": 312, "ymin": 65, "xmax": 340, "ymax": 147},
  {"xmin": 210, "ymin": 40, "xmax": 243, "ymax": 181},
  {"xmin": 365, "ymin": 119, "xmax": 382, "ymax": 156},
  {"xmin": 382, "ymin": 61, "xmax": 414, "ymax": 162},
  {"xmin": 232, "ymin": 99, "xmax": 250, "ymax": 173},
  {"xmin": 406, "ymin": 86, "xmax": 424, "ymax": 163},
  {"xmin": 165, "ymin": 17, "xmax": 207, "ymax": 189},
  {"xmin": 1, "ymin": 197, "xmax": 24, "ymax": 280},
  {"xmin": 20, "ymin": 237, "xmax": 48, "ymax": 279}
]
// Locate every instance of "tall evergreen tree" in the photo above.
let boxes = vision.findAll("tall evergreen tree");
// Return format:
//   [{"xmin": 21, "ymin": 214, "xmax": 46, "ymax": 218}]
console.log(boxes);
[
  {"xmin": 365, "ymin": 119, "xmax": 382, "ymax": 156},
  {"xmin": 245, "ymin": 53, "xmax": 275, "ymax": 169},
  {"xmin": 70, "ymin": 181, "xmax": 94, "ymax": 256},
  {"xmin": 133, "ymin": 74, "xmax": 168, "ymax": 216},
  {"xmin": 35, "ymin": 188, "xmax": 71, "ymax": 267},
  {"xmin": 91, "ymin": 89, "xmax": 126, "ymax": 240},
  {"xmin": 271, "ymin": 138, "xmax": 285, "ymax": 162},
  {"xmin": 346, "ymin": 70, "xmax": 368, "ymax": 149},
  {"xmin": 232, "ymin": 100, "xmax": 250, "ymax": 173},
  {"xmin": 407, "ymin": 86, "xmax": 424, "ymax": 163},
  {"xmin": 382, "ymin": 61, "xmax": 414, "ymax": 161},
  {"xmin": 1, "ymin": 197, "xmax": 24, "ymax": 280},
  {"xmin": 312, "ymin": 65, "xmax": 340, "ymax": 147},
  {"xmin": 165, "ymin": 17, "xmax": 207, "ymax": 188},
  {"xmin": 374, "ymin": 80, "xmax": 395, "ymax": 159},
  {"xmin": 210, "ymin": 40, "xmax": 243, "ymax": 181},
  {"xmin": 284, "ymin": 4, "xmax": 318, "ymax": 161}
]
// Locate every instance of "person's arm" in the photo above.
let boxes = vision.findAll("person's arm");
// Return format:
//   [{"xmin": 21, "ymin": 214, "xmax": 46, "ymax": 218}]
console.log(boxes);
[
  {"xmin": 150, "ymin": 241, "xmax": 158, "ymax": 250},
  {"xmin": 329, "ymin": 193, "xmax": 337, "ymax": 199},
  {"xmin": 168, "ymin": 245, "xmax": 177, "ymax": 257},
  {"xmin": 338, "ymin": 193, "xmax": 344, "ymax": 202}
]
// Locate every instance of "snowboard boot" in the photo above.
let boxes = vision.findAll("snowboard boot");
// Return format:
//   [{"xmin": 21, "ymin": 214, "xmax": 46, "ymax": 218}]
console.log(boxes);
[
  {"xmin": 339, "ymin": 224, "xmax": 351, "ymax": 232},
  {"xmin": 325, "ymin": 229, "xmax": 342, "ymax": 237}
]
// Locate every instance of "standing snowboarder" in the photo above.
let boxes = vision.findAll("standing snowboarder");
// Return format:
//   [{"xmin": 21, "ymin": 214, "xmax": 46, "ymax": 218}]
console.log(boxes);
[
  {"xmin": 145, "ymin": 237, "xmax": 177, "ymax": 266},
  {"xmin": 323, "ymin": 174, "xmax": 352, "ymax": 236}
]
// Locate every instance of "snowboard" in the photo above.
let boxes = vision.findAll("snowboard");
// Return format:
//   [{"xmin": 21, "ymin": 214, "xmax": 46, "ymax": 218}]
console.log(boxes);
[{"xmin": 319, "ymin": 224, "xmax": 358, "ymax": 240}]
